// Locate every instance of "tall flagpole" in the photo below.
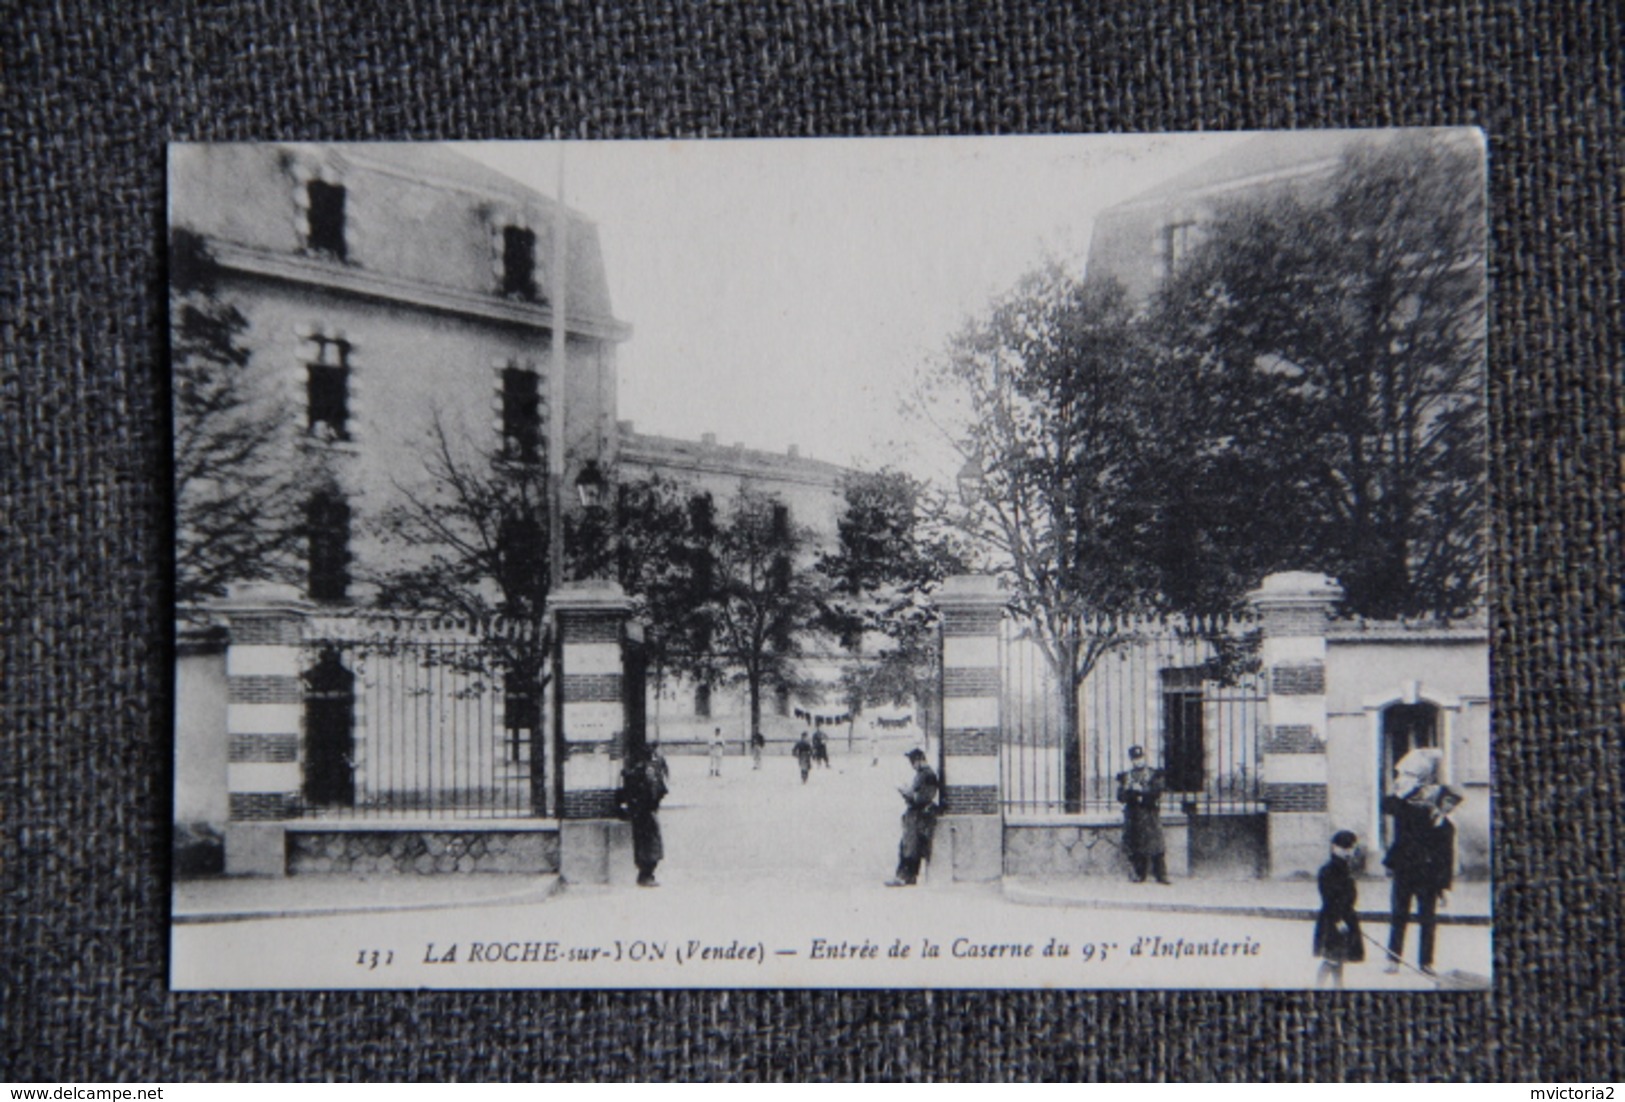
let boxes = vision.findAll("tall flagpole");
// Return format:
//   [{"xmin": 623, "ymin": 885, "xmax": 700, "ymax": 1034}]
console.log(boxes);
[{"xmin": 548, "ymin": 146, "xmax": 567, "ymax": 594}]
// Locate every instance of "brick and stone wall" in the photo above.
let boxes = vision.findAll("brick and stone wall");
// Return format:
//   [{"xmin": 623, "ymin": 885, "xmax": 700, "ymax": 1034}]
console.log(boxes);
[
  {"xmin": 933, "ymin": 575, "xmax": 1006, "ymax": 882},
  {"xmin": 1247, "ymin": 572, "xmax": 1338, "ymax": 877}
]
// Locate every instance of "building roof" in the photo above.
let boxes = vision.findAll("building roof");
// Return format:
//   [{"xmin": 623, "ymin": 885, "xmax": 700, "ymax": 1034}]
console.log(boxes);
[
  {"xmin": 618, "ymin": 424, "xmax": 851, "ymax": 488},
  {"xmin": 1101, "ymin": 129, "xmax": 1396, "ymax": 214}
]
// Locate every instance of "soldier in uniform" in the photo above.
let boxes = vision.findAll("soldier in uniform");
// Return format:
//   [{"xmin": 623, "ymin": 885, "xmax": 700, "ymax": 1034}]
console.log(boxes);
[
  {"xmin": 616, "ymin": 744, "xmax": 668, "ymax": 887},
  {"xmin": 886, "ymin": 747, "xmax": 940, "ymax": 886},
  {"xmin": 1116, "ymin": 745, "xmax": 1171, "ymax": 884}
]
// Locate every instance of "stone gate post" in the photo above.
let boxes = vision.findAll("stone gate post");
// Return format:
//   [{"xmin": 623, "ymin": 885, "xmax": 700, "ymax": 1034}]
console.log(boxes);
[
  {"xmin": 548, "ymin": 579, "xmax": 634, "ymax": 884},
  {"xmin": 213, "ymin": 582, "xmax": 312, "ymax": 876},
  {"xmin": 934, "ymin": 574, "xmax": 1005, "ymax": 882},
  {"xmin": 1247, "ymin": 571, "xmax": 1342, "ymax": 878}
]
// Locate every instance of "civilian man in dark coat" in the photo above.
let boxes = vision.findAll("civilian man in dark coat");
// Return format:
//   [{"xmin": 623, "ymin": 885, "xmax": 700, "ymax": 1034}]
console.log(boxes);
[
  {"xmin": 886, "ymin": 747, "xmax": 940, "ymax": 886},
  {"xmin": 1116, "ymin": 745, "xmax": 1170, "ymax": 884},
  {"xmin": 616, "ymin": 744, "xmax": 668, "ymax": 887},
  {"xmin": 1383, "ymin": 774, "xmax": 1463, "ymax": 975}
]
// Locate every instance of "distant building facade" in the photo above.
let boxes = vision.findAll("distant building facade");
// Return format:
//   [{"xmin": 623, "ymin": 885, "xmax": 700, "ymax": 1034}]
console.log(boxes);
[{"xmin": 617, "ymin": 422, "xmax": 860, "ymax": 746}]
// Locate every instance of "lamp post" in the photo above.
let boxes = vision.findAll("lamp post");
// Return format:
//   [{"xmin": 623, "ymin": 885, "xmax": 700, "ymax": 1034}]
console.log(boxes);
[
  {"xmin": 548, "ymin": 149, "xmax": 569, "ymax": 594},
  {"xmin": 956, "ymin": 453, "xmax": 985, "ymax": 508}
]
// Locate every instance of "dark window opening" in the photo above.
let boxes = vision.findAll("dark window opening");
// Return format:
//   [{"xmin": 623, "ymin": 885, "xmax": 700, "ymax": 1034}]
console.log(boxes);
[
  {"xmin": 501, "ymin": 226, "xmax": 539, "ymax": 301},
  {"xmin": 689, "ymin": 493, "xmax": 714, "ymax": 537},
  {"xmin": 497, "ymin": 513, "xmax": 544, "ymax": 613},
  {"xmin": 307, "ymin": 181, "xmax": 347, "ymax": 260},
  {"xmin": 770, "ymin": 612, "xmax": 793, "ymax": 653},
  {"xmin": 1381, "ymin": 702, "xmax": 1440, "ymax": 849},
  {"xmin": 500, "ymin": 366, "xmax": 541, "ymax": 463},
  {"xmin": 694, "ymin": 682, "xmax": 711, "ymax": 718},
  {"xmin": 1160, "ymin": 667, "xmax": 1206, "ymax": 794},
  {"xmin": 1160, "ymin": 219, "xmax": 1197, "ymax": 274},
  {"xmin": 504, "ymin": 661, "xmax": 540, "ymax": 765},
  {"xmin": 1382, "ymin": 702, "xmax": 1438, "ymax": 766},
  {"xmin": 303, "ymin": 647, "xmax": 356, "ymax": 807},
  {"xmin": 306, "ymin": 491, "xmax": 351, "ymax": 602},
  {"xmin": 771, "ymin": 502, "xmax": 790, "ymax": 540},
  {"xmin": 774, "ymin": 684, "xmax": 791, "ymax": 717},
  {"xmin": 306, "ymin": 337, "xmax": 351, "ymax": 441}
]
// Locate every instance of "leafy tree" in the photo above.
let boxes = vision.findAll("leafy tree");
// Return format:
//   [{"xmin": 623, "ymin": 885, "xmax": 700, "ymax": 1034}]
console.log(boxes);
[
  {"xmin": 914, "ymin": 265, "xmax": 1166, "ymax": 810},
  {"xmin": 575, "ymin": 474, "xmax": 720, "ymax": 713},
  {"xmin": 817, "ymin": 470, "xmax": 968, "ymax": 735},
  {"xmin": 703, "ymin": 488, "xmax": 827, "ymax": 743},
  {"xmin": 1153, "ymin": 133, "xmax": 1486, "ymax": 618},
  {"xmin": 171, "ymin": 229, "xmax": 308, "ymax": 606}
]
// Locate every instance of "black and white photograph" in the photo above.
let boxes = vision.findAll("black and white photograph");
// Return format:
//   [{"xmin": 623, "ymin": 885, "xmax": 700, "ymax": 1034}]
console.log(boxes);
[{"xmin": 168, "ymin": 132, "xmax": 1490, "ymax": 991}]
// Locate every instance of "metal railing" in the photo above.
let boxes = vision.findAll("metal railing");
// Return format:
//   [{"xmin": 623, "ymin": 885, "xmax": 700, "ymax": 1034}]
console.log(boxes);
[
  {"xmin": 297, "ymin": 615, "xmax": 543, "ymax": 819},
  {"xmin": 1000, "ymin": 615, "xmax": 1264, "ymax": 818}
]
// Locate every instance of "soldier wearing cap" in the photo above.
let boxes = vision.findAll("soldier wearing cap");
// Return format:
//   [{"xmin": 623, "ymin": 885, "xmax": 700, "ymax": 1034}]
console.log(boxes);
[
  {"xmin": 1116, "ymin": 745, "xmax": 1170, "ymax": 884},
  {"xmin": 886, "ymin": 747, "xmax": 940, "ymax": 886}
]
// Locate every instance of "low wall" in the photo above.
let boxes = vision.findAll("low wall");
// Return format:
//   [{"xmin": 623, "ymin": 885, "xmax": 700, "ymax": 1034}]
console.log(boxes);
[
  {"xmin": 1005, "ymin": 814, "xmax": 1270, "ymax": 879},
  {"xmin": 286, "ymin": 826, "xmax": 560, "ymax": 875},
  {"xmin": 1005, "ymin": 819, "xmax": 1189, "ymax": 879}
]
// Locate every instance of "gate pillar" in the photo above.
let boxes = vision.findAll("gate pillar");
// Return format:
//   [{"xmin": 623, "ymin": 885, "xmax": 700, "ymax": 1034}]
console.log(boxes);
[
  {"xmin": 934, "ymin": 574, "xmax": 1005, "ymax": 882},
  {"xmin": 549, "ymin": 580, "xmax": 634, "ymax": 885},
  {"xmin": 212, "ymin": 582, "xmax": 312, "ymax": 876},
  {"xmin": 1248, "ymin": 572, "xmax": 1341, "ymax": 878}
]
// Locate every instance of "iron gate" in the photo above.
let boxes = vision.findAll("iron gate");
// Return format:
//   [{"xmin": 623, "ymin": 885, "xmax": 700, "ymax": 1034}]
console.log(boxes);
[
  {"xmin": 1000, "ymin": 616, "xmax": 1265, "ymax": 817},
  {"xmin": 300, "ymin": 617, "xmax": 544, "ymax": 819}
]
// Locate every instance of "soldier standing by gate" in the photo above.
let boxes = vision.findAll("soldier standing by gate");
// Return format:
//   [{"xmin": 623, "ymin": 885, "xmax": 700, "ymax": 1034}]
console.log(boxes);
[
  {"xmin": 616, "ymin": 744, "xmax": 668, "ymax": 887},
  {"xmin": 885, "ymin": 747, "xmax": 940, "ymax": 886},
  {"xmin": 1117, "ymin": 745, "xmax": 1171, "ymax": 884}
]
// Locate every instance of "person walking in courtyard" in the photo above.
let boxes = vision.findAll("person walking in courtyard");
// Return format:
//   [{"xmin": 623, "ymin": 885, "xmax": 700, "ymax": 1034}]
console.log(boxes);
[
  {"xmin": 886, "ymin": 747, "xmax": 940, "ymax": 886},
  {"xmin": 1313, "ymin": 829, "xmax": 1365, "ymax": 989},
  {"xmin": 616, "ymin": 743, "xmax": 668, "ymax": 888},
  {"xmin": 1116, "ymin": 745, "xmax": 1170, "ymax": 884},
  {"xmin": 1382, "ymin": 749, "xmax": 1461, "ymax": 975},
  {"xmin": 750, "ymin": 730, "xmax": 765, "ymax": 770},
  {"xmin": 868, "ymin": 726, "xmax": 880, "ymax": 767},
  {"xmin": 793, "ymin": 730, "xmax": 814, "ymax": 783},
  {"xmin": 708, "ymin": 727, "xmax": 725, "ymax": 777},
  {"xmin": 812, "ymin": 727, "xmax": 830, "ymax": 768}
]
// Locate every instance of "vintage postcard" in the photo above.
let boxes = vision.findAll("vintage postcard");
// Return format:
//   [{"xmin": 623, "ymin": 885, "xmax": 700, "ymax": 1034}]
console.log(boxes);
[{"xmin": 169, "ymin": 133, "xmax": 1490, "ymax": 990}]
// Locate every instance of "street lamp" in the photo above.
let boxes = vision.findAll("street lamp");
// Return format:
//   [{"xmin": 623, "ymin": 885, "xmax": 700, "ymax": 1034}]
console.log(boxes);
[
  {"xmin": 956, "ymin": 454, "xmax": 985, "ymax": 507},
  {"xmin": 574, "ymin": 460, "xmax": 607, "ymax": 510}
]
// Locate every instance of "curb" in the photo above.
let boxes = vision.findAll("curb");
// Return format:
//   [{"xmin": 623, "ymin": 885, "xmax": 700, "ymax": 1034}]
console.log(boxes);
[
  {"xmin": 1002, "ymin": 881, "xmax": 1493, "ymax": 926},
  {"xmin": 172, "ymin": 875, "xmax": 564, "ymax": 925}
]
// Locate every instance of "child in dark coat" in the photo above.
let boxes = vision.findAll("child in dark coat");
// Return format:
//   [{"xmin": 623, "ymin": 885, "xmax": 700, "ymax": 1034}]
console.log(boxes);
[{"xmin": 1314, "ymin": 829, "xmax": 1364, "ymax": 989}]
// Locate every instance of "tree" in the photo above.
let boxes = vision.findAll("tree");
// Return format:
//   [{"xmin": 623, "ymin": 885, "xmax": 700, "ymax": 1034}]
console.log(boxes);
[
  {"xmin": 171, "ymin": 229, "xmax": 308, "ymax": 606},
  {"xmin": 1154, "ymin": 133, "xmax": 1487, "ymax": 618},
  {"xmin": 371, "ymin": 411, "xmax": 553, "ymax": 629},
  {"xmin": 702, "ymin": 489, "xmax": 827, "ymax": 742},
  {"xmin": 913, "ymin": 264, "xmax": 1168, "ymax": 810},
  {"xmin": 575, "ymin": 474, "xmax": 719, "ymax": 720},
  {"xmin": 817, "ymin": 470, "xmax": 968, "ymax": 734}
]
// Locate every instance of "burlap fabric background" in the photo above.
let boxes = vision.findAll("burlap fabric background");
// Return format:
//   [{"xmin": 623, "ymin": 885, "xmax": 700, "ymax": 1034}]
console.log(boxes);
[{"xmin": 3, "ymin": 0, "xmax": 1620, "ymax": 1082}]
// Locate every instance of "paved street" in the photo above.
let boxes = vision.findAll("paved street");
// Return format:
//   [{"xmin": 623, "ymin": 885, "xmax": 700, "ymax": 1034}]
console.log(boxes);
[{"xmin": 173, "ymin": 748, "xmax": 1490, "ymax": 991}]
